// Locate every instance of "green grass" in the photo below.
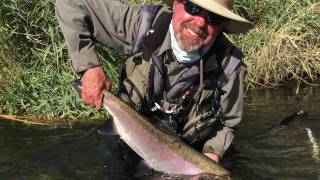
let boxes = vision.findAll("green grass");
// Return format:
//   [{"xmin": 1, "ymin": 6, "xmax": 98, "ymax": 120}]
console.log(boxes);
[
  {"xmin": 0, "ymin": 0, "xmax": 106, "ymax": 122},
  {"xmin": 0, "ymin": 0, "xmax": 319, "ymax": 122},
  {"xmin": 233, "ymin": 0, "xmax": 320, "ymax": 87}
]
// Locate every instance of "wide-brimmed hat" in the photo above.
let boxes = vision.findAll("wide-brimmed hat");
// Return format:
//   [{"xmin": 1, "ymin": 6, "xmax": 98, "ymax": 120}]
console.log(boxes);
[{"xmin": 163, "ymin": 0, "xmax": 253, "ymax": 33}]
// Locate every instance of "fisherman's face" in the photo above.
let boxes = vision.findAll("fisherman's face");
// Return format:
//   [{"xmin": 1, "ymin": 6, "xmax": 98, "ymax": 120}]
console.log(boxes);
[{"xmin": 172, "ymin": 0, "xmax": 227, "ymax": 52}]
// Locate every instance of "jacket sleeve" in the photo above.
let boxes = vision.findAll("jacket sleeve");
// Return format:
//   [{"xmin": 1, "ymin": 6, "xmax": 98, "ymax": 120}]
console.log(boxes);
[
  {"xmin": 55, "ymin": 0, "xmax": 142, "ymax": 73},
  {"xmin": 202, "ymin": 63, "xmax": 247, "ymax": 157}
]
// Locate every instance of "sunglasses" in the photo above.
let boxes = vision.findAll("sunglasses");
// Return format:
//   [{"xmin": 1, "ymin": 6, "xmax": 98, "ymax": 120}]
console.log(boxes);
[{"xmin": 182, "ymin": 0, "xmax": 228, "ymax": 25}]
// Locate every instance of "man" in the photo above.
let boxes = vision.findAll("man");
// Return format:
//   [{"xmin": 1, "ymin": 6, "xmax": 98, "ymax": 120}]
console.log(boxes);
[{"xmin": 56, "ymin": 0, "xmax": 253, "ymax": 164}]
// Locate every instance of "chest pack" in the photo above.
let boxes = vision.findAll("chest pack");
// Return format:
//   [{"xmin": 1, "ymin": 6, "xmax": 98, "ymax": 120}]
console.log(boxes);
[{"xmin": 118, "ymin": 4, "xmax": 243, "ymax": 132}]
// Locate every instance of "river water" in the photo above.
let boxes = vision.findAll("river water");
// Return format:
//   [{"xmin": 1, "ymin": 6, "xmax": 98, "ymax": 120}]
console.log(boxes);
[{"xmin": 0, "ymin": 84, "xmax": 319, "ymax": 179}]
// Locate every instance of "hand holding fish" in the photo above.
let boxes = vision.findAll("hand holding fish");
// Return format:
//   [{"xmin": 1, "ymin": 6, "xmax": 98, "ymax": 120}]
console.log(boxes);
[{"xmin": 81, "ymin": 66, "xmax": 112, "ymax": 109}]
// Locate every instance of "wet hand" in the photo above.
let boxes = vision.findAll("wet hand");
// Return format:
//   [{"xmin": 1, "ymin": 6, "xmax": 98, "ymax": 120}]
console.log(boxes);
[
  {"xmin": 204, "ymin": 153, "xmax": 220, "ymax": 163},
  {"xmin": 81, "ymin": 66, "xmax": 112, "ymax": 109}
]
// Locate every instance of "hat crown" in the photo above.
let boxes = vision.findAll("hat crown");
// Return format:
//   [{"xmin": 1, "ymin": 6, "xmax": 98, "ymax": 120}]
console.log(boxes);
[{"xmin": 214, "ymin": 0, "xmax": 234, "ymax": 11}]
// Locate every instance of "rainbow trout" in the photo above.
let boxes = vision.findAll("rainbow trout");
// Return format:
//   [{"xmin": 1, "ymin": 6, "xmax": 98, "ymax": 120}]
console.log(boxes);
[{"xmin": 72, "ymin": 80, "xmax": 230, "ymax": 179}]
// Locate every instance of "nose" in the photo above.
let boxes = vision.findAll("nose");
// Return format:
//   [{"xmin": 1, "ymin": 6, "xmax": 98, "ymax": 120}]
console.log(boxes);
[{"xmin": 193, "ymin": 13, "xmax": 207, "ymax": 27}]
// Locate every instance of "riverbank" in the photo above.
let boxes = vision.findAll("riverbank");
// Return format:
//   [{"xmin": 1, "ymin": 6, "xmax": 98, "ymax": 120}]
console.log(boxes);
[{"xmin": 0, "ymin": 0, "xmax": 319, "ymax": 122}]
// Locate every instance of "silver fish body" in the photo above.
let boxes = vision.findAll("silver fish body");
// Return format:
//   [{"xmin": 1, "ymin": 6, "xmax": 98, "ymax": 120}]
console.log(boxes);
[{"xmin": 102, "ymin": 91, "xmax": 230, "ymax": 178}]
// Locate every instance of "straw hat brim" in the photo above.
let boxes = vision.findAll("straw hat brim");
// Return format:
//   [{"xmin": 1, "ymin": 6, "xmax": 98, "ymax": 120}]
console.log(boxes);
[{"xmin": 163, "ymin": 0, "xmax": 254, "ymax": 33}]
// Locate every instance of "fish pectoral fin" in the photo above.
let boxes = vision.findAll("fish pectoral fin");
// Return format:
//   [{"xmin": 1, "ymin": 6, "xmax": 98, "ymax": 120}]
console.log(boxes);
[{"xmin": 97, "ymin": 119, "xmax": 119, "ymax": 136}]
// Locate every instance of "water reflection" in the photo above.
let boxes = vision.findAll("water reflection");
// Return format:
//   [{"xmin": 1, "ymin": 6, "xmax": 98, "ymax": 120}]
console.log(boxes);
[
  {"xmin": 0, "ymin": 84, "xmax": 319, "ymax": 179},
  {"xmin": 0, "ymin": 122, "xmax": 106, "ymax": 179},
  {"xmin": 225, "ymin": 84, "xmax": 320, "ymax": 180}
]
